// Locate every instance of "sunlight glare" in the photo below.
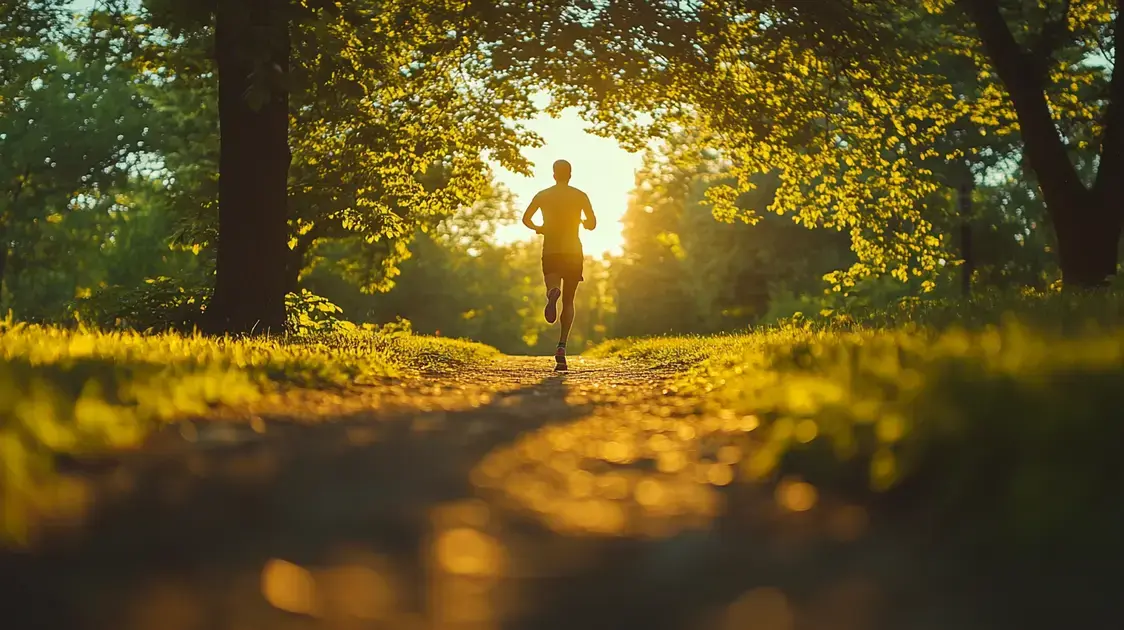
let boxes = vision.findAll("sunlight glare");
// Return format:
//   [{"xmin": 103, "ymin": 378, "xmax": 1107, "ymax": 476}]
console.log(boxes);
[{"xmin": 491, "ymin": 107, "xmax": 644, "ymax": 257}]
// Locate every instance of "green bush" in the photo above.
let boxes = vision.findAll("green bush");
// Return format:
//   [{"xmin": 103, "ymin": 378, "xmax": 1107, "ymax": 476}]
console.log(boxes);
[
  {"xmin": 78, "ymin": 278, "xmax": 387, "ymax": 338},
  {"xmin": 763, "ymin": 287, "xmax": 1124, "ymax": 335},
  {"xmin": 74, "ymin": 276, "xmax": 209, "ymax": 332}
]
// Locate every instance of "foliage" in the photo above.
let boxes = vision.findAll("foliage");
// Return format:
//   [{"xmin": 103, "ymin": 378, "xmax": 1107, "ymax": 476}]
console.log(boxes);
[
  {"xmin": 492, "ymin": 0, "xmax": 1117, "ymax": 287},
  {"xmin": 301, "ymin": 181, "xmax": 613, "ymax": 354},
  {"xmin": 0, "ymin": 318, "xmax": 497, "ymax": 543},
  {"xmin": 616, "ymin": 134, "xmax": 853, "ymax": 335},
  {"xmin": 285, "ymin": 289, "xmax": 350, "ymax": 336},
  {"xmin": 135, "ymin": 0, "xmax": 546, "ymax": 295},
  {"xmin": 788, "ymin": 286, "xmax": 1124, "ymax": 335},
  {"xmin": 589, "ymin": 294, "xmax": 1124, "ymax": 556},
  {"xmin": 304, "ymin": 232, "xmax": 614, "ymax": 355},
  {"xmin": 74, "ymin": 275, "xmax": 210, "ymax": 332},
  {"xmin": 0, "ymin": 5, "xmax": 151, "ymax": 318}
]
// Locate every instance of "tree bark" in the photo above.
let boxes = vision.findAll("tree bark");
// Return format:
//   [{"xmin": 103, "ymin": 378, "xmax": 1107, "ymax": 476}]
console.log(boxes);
[
  {"xmin": 0, "ymin": 227, "xmax": 8, "ymax": 305},
  {"xmin": 959, "ymin": 0, "xmax": 1122, "ymax": 287},
  {"xmin": 208, "ymin": 0, "xmax": 291, "ymax": 334},
  {"xmin": 1052, "ymin": 200, "xmax": 1121, "ymax": 287}
]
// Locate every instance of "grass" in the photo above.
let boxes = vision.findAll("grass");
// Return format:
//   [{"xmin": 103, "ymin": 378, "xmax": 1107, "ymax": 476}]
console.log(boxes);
[
  {"xmin": 0, "ymin": 319, "xmax": 497, "ymax": 543},
  {"xmin": 7, "ymin": 287, "xmax": 1123, "ymax": 557},
  {"xmin": 798, "ymin": 286, "xmax": 1124, "ymax": 334},
  {"xmin": 589, "ymin": 290, "xmax": 1124, "ymax": 556}
]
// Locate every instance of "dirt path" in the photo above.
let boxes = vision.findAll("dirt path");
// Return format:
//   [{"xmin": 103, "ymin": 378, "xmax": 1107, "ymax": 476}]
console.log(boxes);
[{"xmin": 0, "ymin": 356, "xmax": 1064, "ymax": 629}]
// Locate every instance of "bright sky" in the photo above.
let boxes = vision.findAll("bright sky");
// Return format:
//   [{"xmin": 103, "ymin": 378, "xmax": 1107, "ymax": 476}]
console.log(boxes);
[{"xmin": 490, "ymin": 108, "xmax": 644, "ymax": 257}]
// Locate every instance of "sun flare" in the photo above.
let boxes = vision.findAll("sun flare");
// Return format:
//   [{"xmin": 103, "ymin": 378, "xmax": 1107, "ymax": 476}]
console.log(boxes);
[{"xmin": 490, "ymin": 108, "xmax": 643, "ymax": 258}]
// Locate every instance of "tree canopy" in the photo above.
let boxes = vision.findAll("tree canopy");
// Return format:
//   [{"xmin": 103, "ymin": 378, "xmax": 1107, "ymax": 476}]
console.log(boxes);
[
  {"xmin": 487, "ymin": 0, "xmax": 1119, "ymax": 289},
  {"xmin": 2, "ymin": 0, "xmax": 1118, "ymax": 334}
]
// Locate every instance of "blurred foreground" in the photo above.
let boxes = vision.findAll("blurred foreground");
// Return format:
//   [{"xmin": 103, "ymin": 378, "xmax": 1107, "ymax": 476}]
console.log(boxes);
[{"xmin": 3, "ymin": 348, "xmax": 1120, "ymax": 630}]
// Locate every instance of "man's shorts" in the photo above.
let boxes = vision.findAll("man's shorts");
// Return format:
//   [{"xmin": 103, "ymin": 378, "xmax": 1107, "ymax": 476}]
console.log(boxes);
[{"xmin": 542, "ymin": 253, "xmax": 584, "ymax": 282}]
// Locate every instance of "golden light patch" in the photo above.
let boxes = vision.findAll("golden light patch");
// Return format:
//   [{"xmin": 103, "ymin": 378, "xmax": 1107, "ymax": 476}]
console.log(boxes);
[
  {"xmin": 261, "ymin": 558, "xmax": 319, "ymax": 616},
  {"xmin": 724, "ymin": 587, "xmax": 794, "ymax": 630},
  {"xmin": 435, "ymin": 528, "xmax": 505, "ymax": 577},
  {"xmin": 775, "ymin": 478, "xmax": 818, "ymax": 512}
]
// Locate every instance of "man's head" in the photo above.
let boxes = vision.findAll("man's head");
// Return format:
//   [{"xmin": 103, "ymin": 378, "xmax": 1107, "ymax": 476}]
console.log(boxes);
[{"xmin": 552, "ymin": 159, "xmax": 572, "ymax": 184}]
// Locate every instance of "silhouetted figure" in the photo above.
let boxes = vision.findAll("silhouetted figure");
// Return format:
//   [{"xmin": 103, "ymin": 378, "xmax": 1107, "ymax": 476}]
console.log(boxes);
[{"xmin": 522, "ymin": 159, "xmax": 597, "ymax": 370}]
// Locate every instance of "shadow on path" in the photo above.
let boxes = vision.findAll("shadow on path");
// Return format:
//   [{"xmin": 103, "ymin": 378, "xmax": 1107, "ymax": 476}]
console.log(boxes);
[
  {"xmin": 4, "ymin": 363, "xmax": 1120, "ymax": 630},
  {"xmin": 0, "ymin": 372, "xmax": 596, "ymax": 630}
]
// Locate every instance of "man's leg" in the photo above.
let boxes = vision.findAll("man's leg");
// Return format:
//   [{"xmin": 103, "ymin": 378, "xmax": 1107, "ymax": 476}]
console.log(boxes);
[
  {"xmin": 559, "ymin": 276, "xmax": 578, "ymax": 344},
  {"xmin": 543, "ymin": 272, "xmax": 562, "ymax": 324},
  {"xmin": 555, "ymin": 276, "xmax": 578, "ymax": 370}
]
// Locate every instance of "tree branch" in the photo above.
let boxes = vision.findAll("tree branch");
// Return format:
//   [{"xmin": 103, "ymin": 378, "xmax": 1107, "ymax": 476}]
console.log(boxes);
[
  {"xmin": 957, "ymin": 0, "xmax": 1088, "ymax": 209},
  {"xmin": 1027, "ymin": 0, "xmax": 1073, "ymax": 83},
  {"xmin": 959, "ymin": 0, "xmax": 1032, "ymax": 88}
]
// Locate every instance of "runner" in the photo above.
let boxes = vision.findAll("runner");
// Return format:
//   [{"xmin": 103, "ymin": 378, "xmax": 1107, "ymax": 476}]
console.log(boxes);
[{"xmin": 521, "ymin": 159, "xmax": 597, "ymax": 371}]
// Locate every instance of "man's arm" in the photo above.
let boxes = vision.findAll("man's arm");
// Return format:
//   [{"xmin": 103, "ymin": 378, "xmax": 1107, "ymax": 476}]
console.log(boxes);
[
  {"xmin": 522, "ymin": 194, "xmax": 543, "ymax": 233},
  {"xmin": 582, "ymin": 193, "xmax": 597, "ymax": 230}
]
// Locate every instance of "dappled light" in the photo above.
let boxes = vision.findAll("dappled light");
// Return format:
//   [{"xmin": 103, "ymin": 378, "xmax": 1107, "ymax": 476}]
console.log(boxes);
[
  {"xmin": 261, "ymin": 555, "xmax": 399, "ymax": 621},
  {"xmin": 473, "ymin": 401, "xmax": 745, "ymax": 537},
  {"xmin": 776, "ymin": 478, "xmax": 818, "ymax": 513},
  {"xmin": 722, "ymin": 587, "xmax": 794, "ymax": 630},
  {"xmin": 434, "ymin": 527, "xmax": 506, "ymax": 577},
  {"xmin": 261, "ymin": 558, "xmax": 319, "ymax": 616},
  {"xmin": 0, "ymin": 318, "xmax": 499, "ymax": 543},
  {"xmin": 4, "ymin": 0, "xmax": 1124, "ymax": 627}
]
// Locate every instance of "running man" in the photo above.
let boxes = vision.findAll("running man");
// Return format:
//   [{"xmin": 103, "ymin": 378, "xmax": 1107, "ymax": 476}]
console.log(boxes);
[{"xmin": 521, "ymin": 159, "xmax": 597, "ymax": 371}]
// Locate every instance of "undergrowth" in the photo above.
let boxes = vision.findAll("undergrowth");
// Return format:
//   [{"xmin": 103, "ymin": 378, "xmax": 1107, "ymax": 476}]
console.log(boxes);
[
  {"xmin": 0, "ymin": 317, "xmax": 496, "ymax": 543},
  {"xmin": 590, "ymin": 290, "xmax": 1124, "ymax": 557}
]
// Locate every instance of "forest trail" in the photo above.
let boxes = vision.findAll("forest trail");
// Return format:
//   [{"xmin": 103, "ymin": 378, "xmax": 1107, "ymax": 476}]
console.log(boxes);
[{"xmin": 2, "ymin": 356, "xmax": 985, "ymax": 630}]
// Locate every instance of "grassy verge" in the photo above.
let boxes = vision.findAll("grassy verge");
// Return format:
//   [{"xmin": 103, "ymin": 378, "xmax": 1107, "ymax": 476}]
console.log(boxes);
[
  {"xmin": 0, "ymin": 320, "xmax": 497, "ymax": 542},
  {"xmin": 589, "ymin": 291, "xmax": 1124, "ymax": 556}
]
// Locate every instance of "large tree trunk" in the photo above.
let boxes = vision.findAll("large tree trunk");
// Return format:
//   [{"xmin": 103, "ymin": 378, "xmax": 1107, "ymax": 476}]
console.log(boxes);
[
  {"xmin": 961, "ymin": 0, "xmax": 1123, "ymax": 288},
  {"xmin": 208, "ymin": 0, "xmax": 291, "ymax": 334},
  {"xmin": 1052, "ymin": 201, "xmax": 1121, "ymax": 287}
]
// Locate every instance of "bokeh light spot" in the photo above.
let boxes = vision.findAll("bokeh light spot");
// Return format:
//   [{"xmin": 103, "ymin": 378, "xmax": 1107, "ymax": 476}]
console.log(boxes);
[
  {"xmin": 794, "ymin": 419, "xmax": 818, "ymax": 443},
  {"xmin": 724, "ymin": 587, "xmax": 794, "ymax": 630},
  {"xmin": 876, "ymin": 414, "xmax": 905, "ymax": 443},
  {"xmin": 635, "ymin": 479, "xmax": 667, "ymax": 507},
  {"xmin": 707, "ymin": 463, "xmax": 734, "ymax": 486},
  {"xmin": 657, "ymin": 449, "xmax": 688, "ymax": 473},
  {"xmin": 776, "ymin": 478, "xmax": 818, "ymax": 512},
  {"xmin": 435, "ymin": 528, "xmax": 504, "ymax": 577},
  {"xmin": 717, "ymin": 445, "xmax": 743, "ymax": 464},
  {"xmin": 261, "ymin": 558, "xmax": 319, "ymax": 616}
]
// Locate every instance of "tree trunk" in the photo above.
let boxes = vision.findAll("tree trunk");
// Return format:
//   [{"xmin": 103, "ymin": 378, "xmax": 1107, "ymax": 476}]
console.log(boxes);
[
  {"xmin": 0, "ymin": 228, "xmax": 8, "ymax": 306},
  {"xmin": 960, "ymin": 0, "xmax": 1123, "ymax": 288},
  {"xmin": 208, "ymin": 0, "xmax": 291, "ymax": 334},
  {"xmin": 1053, "ymin": 201, "xmax": 1121, "ymax": 287}
]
